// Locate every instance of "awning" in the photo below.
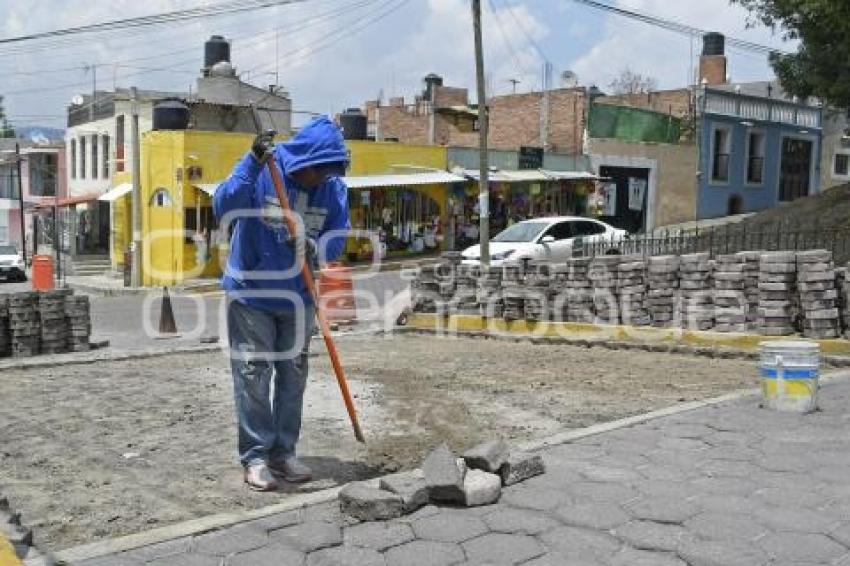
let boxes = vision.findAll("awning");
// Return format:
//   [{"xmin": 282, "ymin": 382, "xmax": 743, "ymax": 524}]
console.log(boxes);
[
  {"xmin": 342, "ymin": 171, "xmax": 466, "ymax": 189},
  {"xmin": 34, "ymin": 193, "xmax": 100, "ymax": 208},
  {"xmin": 97, "ymin": 183, "xmax": 132, "ymax": 202},
  {"xmin": 540, "ymin": 170, "xmax": 602, "ymax": 181},
  {"xmin": 463, "ymin": 169, "xmax": 550, "ymax": 183},
  {"xmin": 195, "ymin": 183, "xmax": 222, "ymax": 197}
]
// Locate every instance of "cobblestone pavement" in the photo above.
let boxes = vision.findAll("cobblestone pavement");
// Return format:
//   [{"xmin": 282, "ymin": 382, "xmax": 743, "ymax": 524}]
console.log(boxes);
[{"xmin": 73, "ymin": 379, "xmax": 850, "ymax": 566}]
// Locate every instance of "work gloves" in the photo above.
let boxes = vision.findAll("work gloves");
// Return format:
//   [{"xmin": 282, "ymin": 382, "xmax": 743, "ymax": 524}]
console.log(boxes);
[
  {"xmin": 251, "ymin": 130, "xmax": 276, "ymax": 163},
  {"xmin": 287, "ymin": 234, "xmax": 320, "ymax": 273}
]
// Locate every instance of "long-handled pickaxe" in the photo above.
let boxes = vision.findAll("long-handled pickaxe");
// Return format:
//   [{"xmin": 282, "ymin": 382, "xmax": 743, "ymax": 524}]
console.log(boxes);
[{"xmin": 251, "ymin": 108, "xmax": 365, "ymax": 443}]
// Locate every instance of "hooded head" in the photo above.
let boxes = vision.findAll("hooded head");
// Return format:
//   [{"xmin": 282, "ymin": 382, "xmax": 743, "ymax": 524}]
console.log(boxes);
[{"xmin": 279, "ymin": 116, "xmax": 349, "ymax": 188}]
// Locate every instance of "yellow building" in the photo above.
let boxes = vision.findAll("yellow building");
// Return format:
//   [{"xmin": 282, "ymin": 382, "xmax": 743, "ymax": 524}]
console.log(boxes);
[{"xmin": 104, "ymin": 131, "xmax": 456, "ymax": 286}]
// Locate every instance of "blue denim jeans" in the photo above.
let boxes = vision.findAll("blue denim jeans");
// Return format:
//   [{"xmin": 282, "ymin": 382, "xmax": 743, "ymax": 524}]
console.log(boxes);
[{"xmin": 227, "ymin": 298, "xmax": 315, "ymax": 467}]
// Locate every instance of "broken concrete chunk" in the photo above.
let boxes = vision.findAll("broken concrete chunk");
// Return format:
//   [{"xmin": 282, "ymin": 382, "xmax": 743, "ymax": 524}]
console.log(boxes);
[
  {"xmin": 339, "ymin": 482, "xmax": 404, "ymax": 522},
  {"xmin": 500, "ymin": 452, "xmax": 545, "ymax": 486},
  {"xmin": 422, "ymin": 443, "xmax": 466, "ymax": 503},
  {"xmin": 463, "ymin": 469, "xmax": 502, "ymax": 507},
  {"xmin": 379, "ymin": 470, "xmax": 429, "ymax": 514},
  {"xmin": 463, "ymin": 440, "xmax": 511, "ymax": 473}
]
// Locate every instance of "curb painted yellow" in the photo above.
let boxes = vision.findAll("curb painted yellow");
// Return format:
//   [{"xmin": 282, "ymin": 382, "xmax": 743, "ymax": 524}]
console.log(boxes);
[
  {"xmin": 407, "ymin": 313, "xmax": 850, "ymax": 356},
  {"xmin": 0, "ymin": 534, "xmax": 22, "ymax": 566}
]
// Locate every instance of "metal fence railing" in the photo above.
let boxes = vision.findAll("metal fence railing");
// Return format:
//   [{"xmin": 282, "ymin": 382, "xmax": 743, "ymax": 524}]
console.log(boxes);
[{"xmin": 580, "ymin": 224, "xmax": 850, "ymax": 265}]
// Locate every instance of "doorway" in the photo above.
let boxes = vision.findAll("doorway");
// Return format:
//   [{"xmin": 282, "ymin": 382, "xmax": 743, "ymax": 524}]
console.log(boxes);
[
  {"xmin": 598, "ymin": 166, "xmax": 650, "ymax": 233},
  {"xmin": 779, "ymin": 137, "xmax": 813, "ymax": 202}
]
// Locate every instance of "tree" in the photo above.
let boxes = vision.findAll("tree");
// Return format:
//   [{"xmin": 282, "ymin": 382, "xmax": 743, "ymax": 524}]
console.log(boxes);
[
  {"xmin": 608, "ymin": 68, "xmax": 658, "ymax": 95},
  {"xmin": 0, "ymin": 96, "xmax": 15, "ymax": 138},
  {"xmin": 731, "ymin": 0, "xmax": 850, "ymax": 109}
]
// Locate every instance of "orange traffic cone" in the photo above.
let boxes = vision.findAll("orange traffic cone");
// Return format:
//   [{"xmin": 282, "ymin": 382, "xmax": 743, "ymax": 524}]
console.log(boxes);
[{"xmin": 157, "ymin": 286, "xmax": 179, "ymax": 338}]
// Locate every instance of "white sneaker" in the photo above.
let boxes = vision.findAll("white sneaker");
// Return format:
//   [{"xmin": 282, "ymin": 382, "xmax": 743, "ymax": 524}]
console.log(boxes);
[
  {"xmin": 270, "ymin": 457, "xmax": 313, "ymax": 483},
  {"xmin": 243, "ymin": 463, "xmax": 279, "ymax": 491}
]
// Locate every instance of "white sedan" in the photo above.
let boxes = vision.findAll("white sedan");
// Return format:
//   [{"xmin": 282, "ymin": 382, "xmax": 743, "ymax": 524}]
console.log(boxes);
[{"xmin": 461, "ymin": 217, "xmax": 627, "ymax": 266}]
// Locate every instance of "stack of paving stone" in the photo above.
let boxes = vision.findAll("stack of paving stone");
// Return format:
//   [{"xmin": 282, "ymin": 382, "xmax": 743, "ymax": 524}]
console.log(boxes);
[
  {"xmin": 523, "ymin": 260, "xmax": 552, "ymax": 322},
  {"xmin": 678, "ymin": 253, "xmax": 714, "ymax": 330},
  {"xmin": 410, "ymin": 264, "xmax": 441, "ymax": 313},
  {"xmin": 589, "ymin": 255, "xmax": 621, "ymax": 324},
  {"xmin": 501, "ymin": 260, "xmax": 526, "ymax": 321},
  {"xmin": 796, "ymin": 250, "xmax": 840, "ymax": 339},
  {"xmin": 452, "ymin": 264, "xmax": 479, "ymax": 314},
  {"xmin": 476, "ymin": 265, "xmax": 503, "ymax": 318},
  {"xmin": 65, "ymin": 294, "xmax": 92, "ymax": 352},
  {"xmin": 757, "ymin": 251, "xmax": 797, "ymax": 336},
  {"xmin": 713, "ymin": 254, "xmax": 748, "ymax": 333},
  {"xmin": 737, "ymin": 251, "xmax": 762, "ymax": 329},
  {"xmin": 8, "ymin": 292, "xmax": 40, "ymax": 357},
  {"xmin": 38, "ymin": 289, "xmax": 72, "ymax": 355},
  {"xmin": 0, "ymin": 295, "xmax": 10, "ymax": 357},
  {"xmin": 547, "ymin": 263, "xmax": 569, "ymax": 322},
  {"xmin": 839, "ymin": 266, "xmax": 850, "ymax": 336},
  {"xmin": 562, "ymin": 257, "xmax": 594, "ymax": 323},
  {"xmin": 617, "ymin": 257, "xmax": 650, "ymax": 326},
  {"xmin": 647, "ymin": 255, "xmax": 680, "ymax": 328}
]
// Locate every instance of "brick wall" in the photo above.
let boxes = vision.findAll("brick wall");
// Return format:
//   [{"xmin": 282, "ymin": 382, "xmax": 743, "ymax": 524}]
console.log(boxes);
[
  {"xmin": 433, "ymin": 86, "xmax": 468, "ymax": 108},
  {"xmin": 595, "ymin": 89, "xmax": 693, "ymax": 119}
]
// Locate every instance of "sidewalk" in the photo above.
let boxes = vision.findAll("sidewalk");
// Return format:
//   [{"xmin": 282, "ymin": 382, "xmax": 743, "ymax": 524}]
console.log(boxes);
[{"xmin": 61, "ymin": 376, "xmax": 850, "ymax": 566}]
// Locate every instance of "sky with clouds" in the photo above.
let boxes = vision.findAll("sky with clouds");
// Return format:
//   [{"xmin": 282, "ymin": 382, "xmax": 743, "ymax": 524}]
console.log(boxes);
[{"xmin": 0, "ymin": 0, "xmax": 793, "ymax": 130}]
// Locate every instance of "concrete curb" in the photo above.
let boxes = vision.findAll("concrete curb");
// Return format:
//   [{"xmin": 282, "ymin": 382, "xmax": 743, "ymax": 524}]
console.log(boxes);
[
  {"xmin": 0, "ymin": 344, "xmax": 222, "ymax": 373},
  {"xmin": 52, "ymin": 368, "xmax": 850, "ymax": 563},
  {"xmin": 52, "ymin": 488, "xmax": 342, "ymax": 564}
]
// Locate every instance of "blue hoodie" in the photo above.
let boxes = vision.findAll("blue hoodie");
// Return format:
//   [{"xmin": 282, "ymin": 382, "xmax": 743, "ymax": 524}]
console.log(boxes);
[{"xmin": 214, "ymin": 116, "xmax": 350, "ymax": 312}]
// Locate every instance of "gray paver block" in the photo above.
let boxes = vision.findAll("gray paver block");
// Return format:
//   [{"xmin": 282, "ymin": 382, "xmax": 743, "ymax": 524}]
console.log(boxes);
[
  {"xmin": 339, "ymin": 482, "xmax": 403, "ymax": 522},
  {"xmin": 610, "ymin": 547, "xmax": 687, "ymax": 566},
  {"xmin": 76, "ymin": 556, "xmax": 142, "ymax": 566},
  {"xmin": 614, "ymin": 520, "xmax": 689, "ymax": 552},
  {"xmin": 830, "ymin": 523, "xmax": 850, "ymax": 548},
  {"xmin": 423, "ymin": 444, "xmax": 466, "ymax": 503},
  {"xmin": 461, "ymin": 533, "xmax": 545, "ymax": 564},
  {"xmin": 576, "ymin": 463, "xmax": 641, "ymax": 483},
  {"xmin": 383, "ymin": 540, "xmax": 464, "ymax": 566},
  {"xmin": 147, "ymin": 553, "xmax": 222, "ymax": 566},
  {"xmin": 684, "ymin": 512, "xmax": 768, "ymax": 541},
  {"xmin": 752, "ymin": 505, "xmax": 842, "ymax": 533},
  {"xmin": 344, "ymin": 521, "xmax": 414, "ymax": 551},
  {"xmin": 539, "ymin": 526, "xmax": 622, "ymax": 562},
  {"xmin": 757, "ymin": 532, "xmax": 849, "ymax": 563},
  {"xmin": 118, "ymin": 537, "xmax": 193, "ymax": 563},
  {"xmin": 499, "ymin": 485, "xmax": 571, "ymax": 511},
  {"xmin": 554, "ymin": 501, "xmax": 630, "ymax": 530},
  {"xmin": 624, "ymin": 497, "xmax": 701, "ymax": 524},
  {"xmin": 194, "ymin": 524, "xmax": 268, "ymax": 556},
  {"xmin": 677, "ymin": 538, "xmax": 770, "ymax": 566},
  {"xmin": 270, "ymin": 521, "xmax": 343, "ymax": 553},
  {"xmin": 499, "ymin": 452, "xmax": 545, "ymax": 486},
  {"xmin": 379, "ymin": 471, "xmax": 429, "ymax": 514},
  {"xmin": 411, "ymin": 511, "xmax": 488, "ymax": 543},
  {"xmin": 240, "ymin": 510, "xmax": 302, "ymax": 533},
  {"xmin": 463, "ymin": 469, "xmax": 502, "ymax": 507},
  {"xmin": 483, "ymin": 507, "xmax": 560, "ymax": 535},
  {"xmin": 305, "ymin": 545, "xmax": 385, "ymax": 566},
  {"xmin": 225, "ymin": 542, "xmax": 306, "ymax": 566},
  {"xmin": 463, "ymin": 440, "xmax": 511, "ymax": 473}
]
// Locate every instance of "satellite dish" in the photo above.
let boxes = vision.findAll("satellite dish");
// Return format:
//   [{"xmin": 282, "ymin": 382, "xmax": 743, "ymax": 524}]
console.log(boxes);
[{"xmin": 71, "ymin": 94, "xmax": 84, "ymax": 106}]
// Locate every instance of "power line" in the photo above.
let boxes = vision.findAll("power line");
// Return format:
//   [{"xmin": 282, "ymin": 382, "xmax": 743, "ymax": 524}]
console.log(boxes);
[{"xmin": 566, "ymin": 0, "xmax": 792, "ymax": 56}]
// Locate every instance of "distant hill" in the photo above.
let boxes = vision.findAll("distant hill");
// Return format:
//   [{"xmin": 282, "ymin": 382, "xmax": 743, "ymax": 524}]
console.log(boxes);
[{"xmin": 15, "ymin": 126, "xmax": 65, "ymax": 144}]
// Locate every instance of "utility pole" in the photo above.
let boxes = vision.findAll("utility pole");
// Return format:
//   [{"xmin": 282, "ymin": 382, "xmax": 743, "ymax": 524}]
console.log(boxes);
[
  {"xmin": 14, "ymin": 143, "xmax": 26, "ymax": 264},
  {"xmin": 472, "ymin": 0, "xmax": 490, "ymax": 266},
  {"xmin": 85, "ymin": 63, "xmax": 97, "ymax": 122},
  {"xmin": 130, "ymin": 87, "xmax": 142, "ymax": 287},
  {"xmin": 508, "ymin": 78, "xmax": 520, "ymax": 94}
]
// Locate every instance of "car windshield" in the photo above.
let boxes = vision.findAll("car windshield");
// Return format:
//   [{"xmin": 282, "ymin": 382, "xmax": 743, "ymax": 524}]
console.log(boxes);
[
  {"xmin": 0, "ymin": 245, "xmax": 17, "ymax": 255},
  {"xmin": 492, "ymin": 222, "xmax": 549, "ymax": 243}
]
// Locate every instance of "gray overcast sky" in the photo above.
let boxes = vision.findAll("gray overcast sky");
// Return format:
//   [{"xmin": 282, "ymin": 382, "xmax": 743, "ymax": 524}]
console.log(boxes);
[{"xmin": 0, "ymin": 0, "xmax": 791, "ymax": 131}]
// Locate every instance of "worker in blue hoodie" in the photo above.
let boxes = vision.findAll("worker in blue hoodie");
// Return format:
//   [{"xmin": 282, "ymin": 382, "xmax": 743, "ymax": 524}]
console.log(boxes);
[{"xmin": 214, "ymin": 116, "xmax": 350, "ymax": 491}]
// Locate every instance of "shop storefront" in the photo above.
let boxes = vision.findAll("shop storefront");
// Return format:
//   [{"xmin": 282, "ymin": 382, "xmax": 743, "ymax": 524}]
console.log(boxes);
[{"xmin": 343, "ymin": 171, "xmax": 465, "ymax": 261}]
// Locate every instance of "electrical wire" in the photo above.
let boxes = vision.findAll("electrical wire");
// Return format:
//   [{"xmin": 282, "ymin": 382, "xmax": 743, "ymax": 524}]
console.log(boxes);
[{"xmin": 487, "ymin": 0, "xmax": 538, "ymax": 83}]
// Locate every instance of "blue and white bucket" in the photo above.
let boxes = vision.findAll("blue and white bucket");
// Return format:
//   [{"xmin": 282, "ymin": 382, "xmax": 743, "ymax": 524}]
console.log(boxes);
[{"xmin": 760, "ymin": 341, "xmax": 820, "ymax": 413}]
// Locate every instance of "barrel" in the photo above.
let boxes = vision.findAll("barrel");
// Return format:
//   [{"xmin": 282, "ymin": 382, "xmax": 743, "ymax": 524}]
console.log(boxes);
[
  {"xmin": 31, "ymin": 255, "xmax": 54, "ymax": 291},
  {"xmin": 760, "ymin": 340, "xmax": 820, "ymax": 413},
  {"xmin": 318, "ymin": 263, "xmax": 357, "ymax": 323}
]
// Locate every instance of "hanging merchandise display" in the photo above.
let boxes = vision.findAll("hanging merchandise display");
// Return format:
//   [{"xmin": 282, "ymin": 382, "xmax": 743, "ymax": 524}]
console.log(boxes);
[
  {"xmin": 628, "ymin": 177, "xmax": 647, "ymax": 212},
  {"xmin": 602, "ymin": 182, "xmax": 618, "ymax": 216}
]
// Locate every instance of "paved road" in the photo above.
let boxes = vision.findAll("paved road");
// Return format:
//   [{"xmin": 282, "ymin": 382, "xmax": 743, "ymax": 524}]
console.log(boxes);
[
  {"xmin": 0, "ymin": 271, "xmax": 407, "ymax": 353},
  {"xmin": 71, "ymin": 377, "xmax": 850, "ymax": 565}
]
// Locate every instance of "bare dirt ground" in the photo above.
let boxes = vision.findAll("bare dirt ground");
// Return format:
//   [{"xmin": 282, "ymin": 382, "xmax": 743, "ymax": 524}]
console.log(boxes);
[{"xmin": 0, "ymin": 334, "xmax": 760, "ymax": 551}]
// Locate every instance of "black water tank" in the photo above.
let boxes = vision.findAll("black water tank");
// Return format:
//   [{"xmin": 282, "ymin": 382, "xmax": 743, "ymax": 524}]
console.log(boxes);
[
  {"xmin": 153, "ymin": 100, "xmax": 191, "ymax": 131},
  {"xmin": 204, "ymin": 35, "xmax": 230, "ymax": 69},
  {"xmin": 703, "ymin": 32, "xmax": 725, "ymax": 56},
  {"xmin": 339, "ymin": 108, "xmax": 367, "ymax": 140}
]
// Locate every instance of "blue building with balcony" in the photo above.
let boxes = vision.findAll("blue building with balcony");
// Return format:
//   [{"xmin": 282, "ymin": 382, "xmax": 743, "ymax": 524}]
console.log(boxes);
[{"xmin": 697, "ymin": 82, "xmax": 823, "ymax": 219}]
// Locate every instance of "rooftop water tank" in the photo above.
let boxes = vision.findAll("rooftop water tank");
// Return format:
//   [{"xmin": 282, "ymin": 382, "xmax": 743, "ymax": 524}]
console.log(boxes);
[
  {"xmin": 703, "ymin": 32, "xmax": 725, "ymax": 56},
  {"xmin": 339, "ymin": 108, "xmax": 367, "ymax": 141},
  {"xmin": 204, "ymin": 35, "xmax": 231, "ymax": 70},
  {"xmin": 153, "ymin": 100, "xmax": 191, "ymax": 131}
]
